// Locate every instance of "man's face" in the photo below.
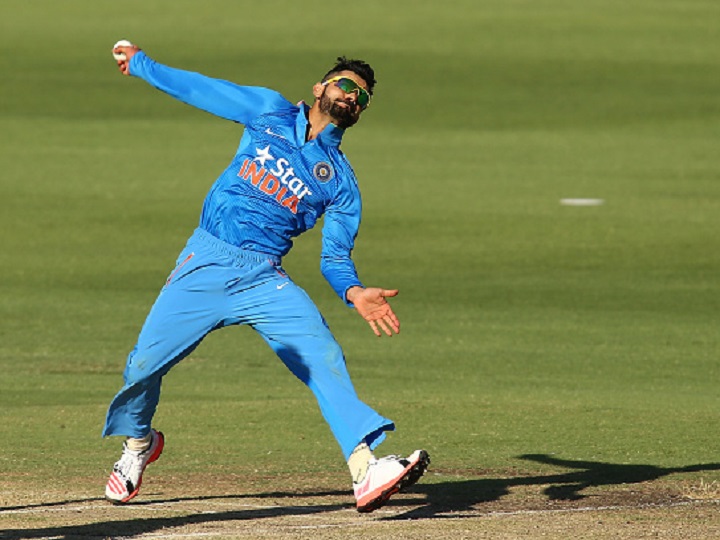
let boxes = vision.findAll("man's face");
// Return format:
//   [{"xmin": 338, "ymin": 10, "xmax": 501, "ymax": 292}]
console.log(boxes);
[{"xmin": 316, "ymin": 70, "xmax": 370, "ymax": 129}]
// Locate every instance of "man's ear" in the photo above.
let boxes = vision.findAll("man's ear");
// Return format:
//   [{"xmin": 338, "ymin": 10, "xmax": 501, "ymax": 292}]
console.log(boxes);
[{"xmin": 312, "ymin": 82, "xmax": 324, "ymax": 100}]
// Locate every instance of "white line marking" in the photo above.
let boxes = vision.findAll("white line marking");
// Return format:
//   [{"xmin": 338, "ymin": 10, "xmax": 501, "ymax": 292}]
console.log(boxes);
[
  {"xmin": 3, "ymin": 498, "xmax": 716, "ymax": 519},
  {"xmin": 0, "ymin": 501, "xmax": 282, "ymax": 515},
  {"xmin": 483, "ymin": 499, "xmax": 702, "ymax": 517},
  {"xmin": 560, "ymin": 198, "xmax": 605, "ymax": 206}
]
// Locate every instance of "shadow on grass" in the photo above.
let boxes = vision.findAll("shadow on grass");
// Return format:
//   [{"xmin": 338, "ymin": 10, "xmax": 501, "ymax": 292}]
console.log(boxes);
[
  {"xmin": 3, "ymin": 455, "xmax": 720, "ymax": 538},
  {"xmin": 0, "ymin": 505, "xmax": 350, "ymax": 539},
  {"xmin": 385, "ymin": 453, "xmax": 720, "ymax": 519}
]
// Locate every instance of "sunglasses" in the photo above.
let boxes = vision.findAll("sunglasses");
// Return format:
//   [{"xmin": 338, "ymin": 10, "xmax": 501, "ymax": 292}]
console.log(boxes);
[{"xmin": 322, "ymin": 76, "xmax": 371, "ymax": 109}]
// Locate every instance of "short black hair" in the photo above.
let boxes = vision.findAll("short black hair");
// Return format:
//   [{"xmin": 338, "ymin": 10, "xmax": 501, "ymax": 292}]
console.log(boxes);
[{"xmin": 322, "ymin": 56, "xmax": 376, "ymax": 95}]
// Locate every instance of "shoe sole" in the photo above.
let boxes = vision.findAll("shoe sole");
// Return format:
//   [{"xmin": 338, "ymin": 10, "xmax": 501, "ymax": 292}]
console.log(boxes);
[
  {"xmin": 356, "ymin": 450, "xmax": 430, "ymax": 514},
  {"xmin": 107, "ymin": 430, "xmax": 165, "ymax": 505}
]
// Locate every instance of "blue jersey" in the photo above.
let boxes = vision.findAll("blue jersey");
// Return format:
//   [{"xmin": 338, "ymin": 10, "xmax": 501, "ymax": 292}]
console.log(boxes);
[{"xmin": 129, "ymin": 52, "xmax": 364, "ymax": 303}]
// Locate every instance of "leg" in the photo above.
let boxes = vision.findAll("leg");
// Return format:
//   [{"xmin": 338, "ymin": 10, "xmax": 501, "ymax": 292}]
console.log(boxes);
[
  {"xmin": 103, "ymin": 244, "xmax": 228, "ymax": 438},
  {"xmin": 237, "ymin": 273, "xmax": 429, "ymax": 512},
  {"xmin": 264, "ymin": 326, "xmax": 395, "ymax": 460},
  {"xmin": 230, "ymin": 271, "xmax": 394, "ymax": 461},
  {"xmin": 103, "ymin": 239, "xmax": 236, "ymax": 503}
]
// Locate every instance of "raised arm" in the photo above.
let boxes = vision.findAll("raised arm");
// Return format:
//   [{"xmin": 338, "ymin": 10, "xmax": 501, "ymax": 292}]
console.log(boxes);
[{"xmin": 111, "ymin": 41, "xmax": 292, "ymax": 124}]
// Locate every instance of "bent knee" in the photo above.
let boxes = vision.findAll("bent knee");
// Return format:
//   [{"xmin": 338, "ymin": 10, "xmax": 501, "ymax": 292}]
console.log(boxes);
[
  {"xmin": 122, "ymin": 353, "xmax": 161, "ymax": 386},
  {"xmin": 323, "ymin": 340, "xmax": 344, "ymax": 364}
]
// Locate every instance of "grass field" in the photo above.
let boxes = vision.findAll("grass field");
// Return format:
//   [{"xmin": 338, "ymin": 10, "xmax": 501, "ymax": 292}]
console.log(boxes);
[{"xmin": 2, "ymin": 0, "xmax": 720, "ymax": 538}]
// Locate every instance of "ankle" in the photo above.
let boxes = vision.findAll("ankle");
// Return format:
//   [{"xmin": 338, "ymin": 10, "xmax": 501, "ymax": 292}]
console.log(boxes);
[
  {"xmin": 126, "ymin": 432, "xmax": 152, "ymax": 452},
  {"xmin": 348, "ymin": 442, "xmax": 374, "ymax": 483}
]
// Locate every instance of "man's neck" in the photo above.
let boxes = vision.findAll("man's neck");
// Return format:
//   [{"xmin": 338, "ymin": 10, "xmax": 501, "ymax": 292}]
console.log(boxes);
[{"xmin": 306, "ymin": 104, "xmax": 334, "ymax": 141}]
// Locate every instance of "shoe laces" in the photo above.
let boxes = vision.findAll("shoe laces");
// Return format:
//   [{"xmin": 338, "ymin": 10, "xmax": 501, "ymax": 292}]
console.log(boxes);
[{"xmin": 114, "ymin": 443, "xmax": 147, "ymax": 478}]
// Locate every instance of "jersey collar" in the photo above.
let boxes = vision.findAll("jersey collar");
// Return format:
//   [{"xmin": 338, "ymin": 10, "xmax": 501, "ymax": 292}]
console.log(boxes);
[{"xmin": 296, "ymin": 102, "xmax": 345, "ymax": 147}]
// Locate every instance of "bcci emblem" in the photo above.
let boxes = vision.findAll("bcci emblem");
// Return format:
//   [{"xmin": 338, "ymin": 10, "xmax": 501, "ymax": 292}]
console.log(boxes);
[{"xmin": 313, "ymin": 162, "xmax": 334, "ymax": 182}]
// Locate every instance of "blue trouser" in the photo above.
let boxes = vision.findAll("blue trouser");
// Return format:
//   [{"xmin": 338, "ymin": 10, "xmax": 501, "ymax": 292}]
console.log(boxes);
[{"xmin": 102, "ymin": 228, "xmax": 394, "ymax": 460}]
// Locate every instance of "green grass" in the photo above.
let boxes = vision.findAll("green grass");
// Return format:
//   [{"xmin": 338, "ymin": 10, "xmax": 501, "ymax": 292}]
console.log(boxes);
[{"xmin": 1, "ymin": 0, "xmax": 720, "ymax": 502}]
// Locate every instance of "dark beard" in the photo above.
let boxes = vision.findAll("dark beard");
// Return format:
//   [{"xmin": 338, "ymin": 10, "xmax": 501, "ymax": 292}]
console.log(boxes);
[{"xmin": 319, "ymin": 89, "xmax": 358, "ymax": 129}]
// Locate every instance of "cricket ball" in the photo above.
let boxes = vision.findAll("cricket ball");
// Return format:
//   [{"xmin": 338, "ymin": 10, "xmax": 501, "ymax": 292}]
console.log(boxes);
[{"xmin": 112, "ymin": 40, "xmax": 134, "ymax": 61}]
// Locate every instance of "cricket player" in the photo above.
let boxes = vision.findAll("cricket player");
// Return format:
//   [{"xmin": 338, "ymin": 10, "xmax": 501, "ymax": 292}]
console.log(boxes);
[{"xmin": 103, "ymin": 41, "xmax": 429, "ymax": 513}]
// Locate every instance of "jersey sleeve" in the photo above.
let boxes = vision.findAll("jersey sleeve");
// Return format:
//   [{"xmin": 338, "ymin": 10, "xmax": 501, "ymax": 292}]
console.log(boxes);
[
  {"xmin": 320, "ymin": 175, "xmax": 365, "ymax": 306},
  {"xmin": 128, "ymin": 51, "xmax": 293, "ymax": 124}
]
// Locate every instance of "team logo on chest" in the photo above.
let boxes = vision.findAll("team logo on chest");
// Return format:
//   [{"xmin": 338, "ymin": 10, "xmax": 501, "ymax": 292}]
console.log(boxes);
[
  {"xmin": 313, "ymin": 161, "xmax": 334, "ymax": 182},
  {"xmin": 237, "ymin": 145, "xmax": 313, "ymax": 215}
]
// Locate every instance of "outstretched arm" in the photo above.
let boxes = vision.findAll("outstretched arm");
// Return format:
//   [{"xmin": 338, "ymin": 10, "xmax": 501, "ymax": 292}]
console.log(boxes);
[
  {"xmin": 110, "ymin": 41, "xmax": 292, "ymax": 124},
  {"xmin": 346, "ymin": 286, "xmax": 400, "ymax": 337}
]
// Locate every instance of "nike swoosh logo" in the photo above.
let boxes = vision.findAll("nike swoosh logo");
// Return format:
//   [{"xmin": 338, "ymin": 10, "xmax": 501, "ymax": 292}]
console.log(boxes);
[
  {"xmin": 277, "ymin": 282, "xmax": 290, "ymax": 290},
  {"xmin": 265, "ymin": 127, "xmax": 287, "ymax": 140}
]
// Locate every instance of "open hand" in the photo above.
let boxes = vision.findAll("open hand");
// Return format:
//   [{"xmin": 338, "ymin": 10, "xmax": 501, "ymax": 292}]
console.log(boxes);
[{"xmin": 347, "ymin": 287, "xmax": 400, "ymax": 337}]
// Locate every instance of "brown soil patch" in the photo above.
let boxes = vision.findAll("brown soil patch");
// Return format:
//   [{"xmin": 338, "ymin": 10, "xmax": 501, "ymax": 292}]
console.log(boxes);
[{"xmin": 2, "ymin": 470, "xmax": 720, "ymax": 539}]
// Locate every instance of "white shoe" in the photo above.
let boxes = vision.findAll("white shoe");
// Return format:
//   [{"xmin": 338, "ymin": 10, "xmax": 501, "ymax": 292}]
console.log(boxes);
[
  {"xmin": 105, "ymin": 429, "xmax": 164, "ymax": 503},
  {"xmin": 353, "ymin": 450, "xmax": 430, "ymax": 513}
]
